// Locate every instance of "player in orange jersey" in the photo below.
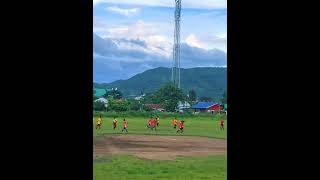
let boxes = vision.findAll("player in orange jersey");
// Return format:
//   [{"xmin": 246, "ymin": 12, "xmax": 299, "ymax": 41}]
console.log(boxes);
[
  {"xmin": 172, "ymin": 117, "xmax": 178, "ymax": 129},
  {"xmin": 121, "ymin": 118, "xmax": 128, "ymax": 133},
  {"xmin": 112, "ymin": 117, "xmax": 117, "ymax": 130}
]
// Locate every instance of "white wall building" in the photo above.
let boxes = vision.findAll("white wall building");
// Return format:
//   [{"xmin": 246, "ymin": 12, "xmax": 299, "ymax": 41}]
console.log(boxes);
[{"xmin": 94, "ymin": 97, "xmax": 108, "ymax": 108}]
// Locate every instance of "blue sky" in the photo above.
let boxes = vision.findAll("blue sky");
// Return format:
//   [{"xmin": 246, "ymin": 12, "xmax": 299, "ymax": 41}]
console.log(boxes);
[{"xmin": 93, "ymin": 0, "xmax": 227, "ymax": 83}]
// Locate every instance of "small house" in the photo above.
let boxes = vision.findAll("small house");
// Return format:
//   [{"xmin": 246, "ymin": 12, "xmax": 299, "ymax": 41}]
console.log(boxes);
[{"xmin": 191, "ymin": 102, "xmax": 221, "ymax": 113}]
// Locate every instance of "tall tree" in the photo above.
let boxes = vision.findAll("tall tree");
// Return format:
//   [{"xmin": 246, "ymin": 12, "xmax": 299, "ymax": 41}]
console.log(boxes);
[
  {"xmin": 93, "ymin": 101, "xmax": 106, "ymax": 111},
  {"xmin": 128, "ymin": 99, "xmax": 140, "ymax": 111},
  {"xmin": 107, "ymin": 98, "xmax": 129, "ymax": 112},
  {"xmin": 103, "ymin": 89, "xmax": 123, "ymax": 99},
  {"xmin": 154, "ymin": 83, "xmax": 185, "ymax": 112}
]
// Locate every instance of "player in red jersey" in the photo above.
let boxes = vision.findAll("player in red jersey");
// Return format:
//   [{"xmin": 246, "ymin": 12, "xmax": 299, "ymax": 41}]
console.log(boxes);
[
  {"xmin": 176, "ymin": 120, "xmax": 184, "ymax": 133},
  {"xmin": 147, "ymin": 117, "xmax": 152, "ymax": 129},
  {"xmin": 220, "ymin": 119, "xmax": 225, "ymax": 130},
  {"xmin": 152, "ymin": 118, "xmax": 157, "ymax": 131}
]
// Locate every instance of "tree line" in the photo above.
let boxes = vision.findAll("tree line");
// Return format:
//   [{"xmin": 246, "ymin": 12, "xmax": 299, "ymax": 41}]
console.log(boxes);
[{"xmin": 93, "ymin": 83, "xmax": 227, "ymax": 112}]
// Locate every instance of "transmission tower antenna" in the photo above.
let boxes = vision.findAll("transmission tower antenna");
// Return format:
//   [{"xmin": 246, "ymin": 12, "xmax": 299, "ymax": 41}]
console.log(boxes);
[{"xmin": 172, "ymin": 0, "xmax": 181, "ymax": 88}]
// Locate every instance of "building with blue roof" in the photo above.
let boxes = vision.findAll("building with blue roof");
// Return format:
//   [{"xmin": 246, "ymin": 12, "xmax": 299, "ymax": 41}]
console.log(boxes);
[{"xmin": 191, "ymin": 102, "xmax": 221, "ymax": 113}]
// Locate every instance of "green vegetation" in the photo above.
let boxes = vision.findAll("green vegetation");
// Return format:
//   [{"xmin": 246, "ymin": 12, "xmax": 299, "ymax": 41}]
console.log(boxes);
[
  {"xmin": 95, "ymin": 83, "xmax": 187, "ymax": 112},
  {"xmin": 93, "ymin": 113, "xmax": 227, "ymax": 139},
  {"xmin": 93, "ymin": 101, "xmax": 106, "ymax": 111},
  {"xmin": 103, "ymin": 89, "xmax": 123, "ymax": 99},
  {"xmin": 127, "ymin": 99, "xmax": 141, "ymax": 111},
  {"xmin": 93, "ymin": 155, "xmax": 227, "ymax": 180},
  {"xmin": 94, "ymin": 110, "xmax": 225, "ymax": 118},
  {"xmin": 93, "ymin": 67, "xmax": 227, "ymax": 99},
  {"xmin": 107, "ymin": 98, "xmax": 129, "ymax": 112},
  {"xmin": 150, "ymin": 83, "xmax": 186, "ymax": 112}
]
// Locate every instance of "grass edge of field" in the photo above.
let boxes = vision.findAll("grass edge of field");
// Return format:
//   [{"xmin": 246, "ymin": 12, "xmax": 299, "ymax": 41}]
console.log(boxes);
[{"xmin": 93, "ymin": 154, "xmax": 227, "ymax": 180}]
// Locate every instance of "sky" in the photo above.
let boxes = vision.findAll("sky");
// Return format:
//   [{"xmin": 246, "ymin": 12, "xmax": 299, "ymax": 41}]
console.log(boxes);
[{"xmin": 93, "ymin": 0, "xmax": 227, "ymax": 83}]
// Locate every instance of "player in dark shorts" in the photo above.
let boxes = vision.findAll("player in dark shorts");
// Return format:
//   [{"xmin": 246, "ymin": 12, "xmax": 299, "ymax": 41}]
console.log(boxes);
[
  {"xmin": 220, "ymin": 119, "xmax": 225, "ymax": 130},
  {"xmin": 176, "ymin": 120, "xmax": 184, "ymax": 133},
  {"xmin": 121, "ymin": 118, "xmax": 128, "ymax": 133},
  {"xmin": 156, "ymin": 116, "xmax": 160, "ymax": 127}
]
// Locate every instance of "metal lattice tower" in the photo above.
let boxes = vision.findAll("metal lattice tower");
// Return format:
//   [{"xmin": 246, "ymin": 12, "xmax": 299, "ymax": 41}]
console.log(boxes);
[{"xmin": 172, "ymin": 0, "xmax": 181, "ymax": 88}]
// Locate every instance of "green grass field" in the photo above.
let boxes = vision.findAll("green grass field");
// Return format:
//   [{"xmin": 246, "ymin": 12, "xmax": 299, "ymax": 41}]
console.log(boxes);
[
  {"xmin": 93, "ymin": 114, "xmax": 227, "ymax": 139},
  {"xmin": 93, "ymin": 112, "xmax": 227, "ymax": 180},
  {"xmin": 94, "ymin": 155, "xmax": 227, "ymax": 180}
]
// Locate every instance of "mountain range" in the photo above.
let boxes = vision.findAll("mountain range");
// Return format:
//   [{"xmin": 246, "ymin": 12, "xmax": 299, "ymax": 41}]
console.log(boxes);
[{"xmin": 94, "ymin": 67, "xmax": 227, "ymax": 99}]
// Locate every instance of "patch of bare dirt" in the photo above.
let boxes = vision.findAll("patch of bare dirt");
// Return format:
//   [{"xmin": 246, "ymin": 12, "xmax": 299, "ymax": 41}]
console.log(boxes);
[{"xmin": 93, "ymin": 135, "xmax": 227, "ymax": 160}]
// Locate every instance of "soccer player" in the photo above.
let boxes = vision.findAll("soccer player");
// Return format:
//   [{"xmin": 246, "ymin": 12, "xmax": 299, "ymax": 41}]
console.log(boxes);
[
  {"xmin": 112, "ymin": 117, "xmax": 117, "ymax": 130},
  {"xmin": 121, "ymin": 118, "xmax": 128, "ymax": 133},
  {"xmin": 156, "ymin": 116, "xmax": 160, "ymax": 127},
  {"xmin": 149, "ymin": 117, "xmax": 155, "ymax": 131},
  {"xmin": 220, "ymin": 119, "xmax": 225, "ymax": 130},
  {"xmin": 152, "ymin": 118, "xmax": 157, "ymax": 131},
  {"xmin": 96, "ymin": 114, "xmax": 102, "ymax": 129},
  {"xmin": 147, "ymin": 117, "xmax": 153, "ymax": 129},
  {"xmin": 176, "ymin": 120, "xmax": 184, "ymax": 133},
  {"xmin": 172, "ymin": 117, "xmax": 178, "ymax": 129}
]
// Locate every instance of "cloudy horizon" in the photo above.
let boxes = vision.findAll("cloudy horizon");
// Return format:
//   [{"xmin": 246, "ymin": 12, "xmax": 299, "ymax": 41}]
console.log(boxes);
[{"xmin": 93, "ymin": 0, "xmax": 227, "ymax": 83}]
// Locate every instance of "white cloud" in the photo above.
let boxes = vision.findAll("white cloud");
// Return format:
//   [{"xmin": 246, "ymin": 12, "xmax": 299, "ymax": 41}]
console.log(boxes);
[
  {"xmin": 185, "ymin": 34, "xmax": 204, "ymax": 49},
  {"xmin": 145, "ymin": 35, "xmax": 172, "ymax": 57},
  {"xmin": 107, "ymin": 27, "xmax": 129, "ymax": 37},
  {"xmin": 217, "ymin": 33, "xmax": 227, "ymax": 39},
  {"xmin": 106, "ymin": 6, "xmax": 140, "ymax": 16},
  {"xmin": 185, "ymin": 33, "xmax": 227, "ymax": 52},
  {"xmin": 93, "ymin": 0, "xmax": 105, "ymax": 7},
  {"xmin": 94, "ymin": 19, "xmax": 173, "ymax": 57},
  {"xmin": 93, "ymin": 0, "xmax": 226, "ymax": 9},
  {"xmin": 102, "ymin": 20, "xmax": 152, "ymax": 39},
  {"xmin": 207, "ymin": 34, "xmax": 227, "ymax": 45},
  {"xmin": 183, "ymin": 0, "xmax": 227, "ymax": 9}
]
